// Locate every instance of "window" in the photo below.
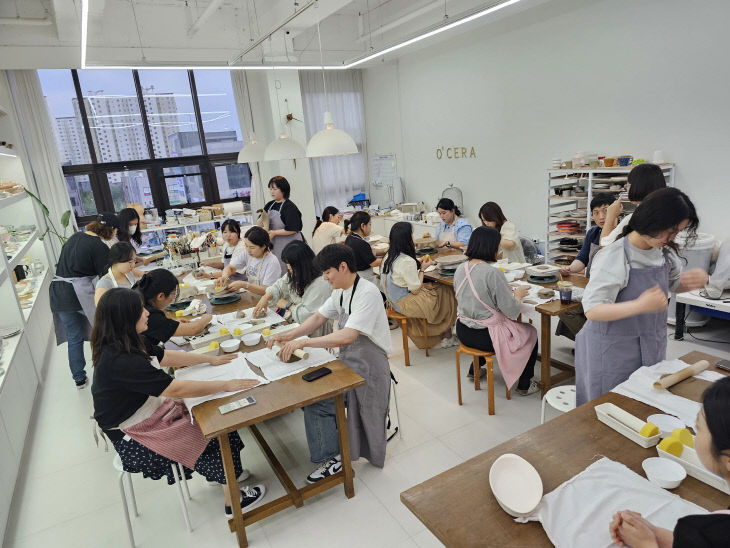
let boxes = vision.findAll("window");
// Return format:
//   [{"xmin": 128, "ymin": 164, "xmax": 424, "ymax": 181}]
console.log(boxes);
[
  {"xmin": 65, "ymin": 174, "xmax": 97, "ymax": 216},
  {"xmin": 105, "ymin": 169, "xmax": 154, "ymax": 211},
  {"xmin": 215, "ymin": 163, "xmax": 251, "ymax": 200},
  {"xmin": 193, "ymin": 70, "xmax": 244, "ymax": 154},
  {"xmin": 163, "ymin": 165, "xmax": 205, "ymax": 205}
]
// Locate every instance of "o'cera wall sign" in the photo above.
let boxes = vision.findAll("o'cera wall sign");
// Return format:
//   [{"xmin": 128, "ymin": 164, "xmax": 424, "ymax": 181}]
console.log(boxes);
[{"xmin": 435, "ymin": 146, "xmax": 477, "ymax": 159}]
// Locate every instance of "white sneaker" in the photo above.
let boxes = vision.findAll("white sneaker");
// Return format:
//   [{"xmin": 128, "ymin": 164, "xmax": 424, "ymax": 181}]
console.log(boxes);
[
  {"xmin": 224, "ymin": 484, "xmax": 266, "ymax": 517},
  {"xmin": 516, "ymin": 380, "xmax": 540, "ymax": 396},
  {"xmin": 306, "ymin": 455, "xmax": 342, "ymax": 484},
  {"xmin": 208, "ymin": 468, "xmax": 251, "ymax": 486},
  {"xmin": 440, "ymin": 335, "xmax": 459, "ymax": 349}
]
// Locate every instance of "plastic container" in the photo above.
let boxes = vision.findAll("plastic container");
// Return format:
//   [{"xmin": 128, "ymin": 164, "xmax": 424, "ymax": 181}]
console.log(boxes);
[{"xmin": 668, "ymin": 232, "xmax": 716, "ymax": 327}]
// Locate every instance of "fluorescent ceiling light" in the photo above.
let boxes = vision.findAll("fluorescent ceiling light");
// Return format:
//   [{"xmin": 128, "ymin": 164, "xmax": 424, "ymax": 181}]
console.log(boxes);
[
  {"xmin": 80, "ymin": 0, "xmax": 89, "ymax": 68},
  {"xmin": 84, "ymin": 65, "xmax": 345, "ymax": 71}
]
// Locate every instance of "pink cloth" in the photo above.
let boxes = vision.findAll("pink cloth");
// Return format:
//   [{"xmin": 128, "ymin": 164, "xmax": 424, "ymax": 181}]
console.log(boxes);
[
  {"xmin": 122, "ymin": 399, "xmax": 209, "ymax": 470},
  {"xmin": 455, "ymin": 262, "xmax": 538, "ymax": 389}
]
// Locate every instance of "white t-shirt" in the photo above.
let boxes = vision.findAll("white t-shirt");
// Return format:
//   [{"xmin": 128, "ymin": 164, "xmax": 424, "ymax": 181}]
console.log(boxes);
[
  {"xmin": 230, "ymin": 248, "xmax": 282, "ymax": 286},
  {"xmin": 311, "ymin": 222, "xmax": 343, "ymax": 254},
  {"xmin": 600, "ymin": 214, "xmax": 632, "ymax": 247},
  {"xmin": 318, "ymin": 276, "xmax": 393, "ymax": 354},
  {"xmin": 224, "ymin": 240, "xmax": 248, "ymax": 267},
  {"xmin": 500, "ymin": 220, "xmax": 526, "ymax": 263}
]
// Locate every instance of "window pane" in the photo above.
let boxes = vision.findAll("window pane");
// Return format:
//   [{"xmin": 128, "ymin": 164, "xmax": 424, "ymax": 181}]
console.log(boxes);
[
  {"xmin": 77, "ymin": 70, "xmax": 150, "ymax": 162},
  {"xmin": 137, "ymin": 70, "xmax": 202, "ymax": 158},
  {"xmin": 165, "ymin": 175, "xmax": 205, "ymax": 206},
  {"xmin": 38, "ymin": 70, "xmax": 93, "ymax": 165},
  {"xmin": 215, "ymin": 164, "xmax": 251, "ymax": 200},
  {"xmin": 64, "ymin": 174, "xmax": 97, "ymax": 216},
  {"xmin": 163, "ymin": 165, "xmax": 201, "ymax": 176},
  {"xmin": 193, "ymin": 70, "xmax": 244, "ymax": 154},
  {"xmin": 105, "ymin": 170, "xmax": 154, "ymax": 211}
]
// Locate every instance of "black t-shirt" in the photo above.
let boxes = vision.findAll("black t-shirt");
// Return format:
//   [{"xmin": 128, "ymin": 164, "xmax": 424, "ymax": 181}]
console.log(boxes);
[
  {"xmin": 142, "ymin": 306, "xmax": 179, "ymax": 346},
  {"xmin": 345, "ymin": 234, "xmax": 376, "ymax": 272},
  {"xmin": 673, "ymin": 513, "xmax": 730, "ymax": 547},
  {"xmin": 50, "ymin": 232, "xmax": 110, "ymax": 312},
  {"xmin": 264, "ymin": 200, "xmax": 303, "ymax": 232},
  {"xmin": 92, "ymin": 344, "xmax": 170, "ymax": 442}
]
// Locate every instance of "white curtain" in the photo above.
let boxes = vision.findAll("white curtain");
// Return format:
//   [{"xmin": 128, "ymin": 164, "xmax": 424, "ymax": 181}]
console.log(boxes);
[
  {"xmin": 6, "ymin": 70, "xmax": 77, "ymax": 262},
  {"xmin": 230, "ymin": 71, "xmax": 266, "ymax": 213},
  {"xmin": 300, "ymin": 70, "xmax": 367, "ymax": 214}
]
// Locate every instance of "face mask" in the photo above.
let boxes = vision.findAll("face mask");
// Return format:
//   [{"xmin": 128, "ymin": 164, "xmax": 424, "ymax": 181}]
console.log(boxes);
[{"xmin": 129, "ymin": 224, "xmax": 138, "ymax": 234}]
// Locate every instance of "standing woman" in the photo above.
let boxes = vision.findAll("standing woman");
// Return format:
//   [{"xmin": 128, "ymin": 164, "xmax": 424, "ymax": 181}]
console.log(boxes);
[
  {"xmin": 94, "ymin": 242, "xmax": 144, "ymax": 305},
  {"xmin": 50, "ymin": 212, "xmax": 117, "ymax": 388},
  {"xmin": 225, "ymin": 226, "xmax": 282, "ymax": 296},
  {"xmin": 479, "ymin": 202, "xmax": 526, "ymax": 263},
  {"xmin": 344, "ymin": 211, "xmax": 382, "ymax": 283},
  {"xmin": 201, "ymin": 219, "xmax": 247, "ymax": 281},
  {"xmin": 264, "ymin": 176, "xmax": 304, "ymax": 270},
  {"xmin": 575, "ymin": 188, "xmax": 708, "ymax": 405},
  {"xmin": 435, "ymin": 198, "xmax": 472, "ymax": 250},
  {"xmin": 253, "ymin": 241, "xmax": 333, "ymax": 337},
  {"xmin": 311, "ymin": 206, "xmax": 345, "ymax": 254}
]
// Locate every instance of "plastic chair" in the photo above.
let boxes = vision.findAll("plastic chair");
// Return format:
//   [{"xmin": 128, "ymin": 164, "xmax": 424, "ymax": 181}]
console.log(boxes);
[
  {"xmin": 386, "ymin": 308, "xmax": 429, "ymax": 366},
  {"xmin": 540, "ymin": 385, "xmax": 576, "ymax": 424},
  {"xmin": 455, "ymin": 343, "xmax": 510, "ymax": 415}
]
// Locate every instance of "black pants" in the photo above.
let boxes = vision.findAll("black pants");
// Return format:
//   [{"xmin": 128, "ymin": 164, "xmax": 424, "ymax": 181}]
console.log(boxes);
[{"xmin": 456, "ymin": 320, "xmax": 537, "ymax": 391}]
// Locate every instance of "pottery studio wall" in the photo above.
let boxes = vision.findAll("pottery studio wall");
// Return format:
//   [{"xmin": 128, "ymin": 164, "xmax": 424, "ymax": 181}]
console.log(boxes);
[{"xmin": 362, "ymin": 0, "xmax": 730, "ymax": 241}]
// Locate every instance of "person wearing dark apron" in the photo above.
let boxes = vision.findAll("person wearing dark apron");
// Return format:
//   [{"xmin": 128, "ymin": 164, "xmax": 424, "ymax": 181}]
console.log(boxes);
[
  {"xmin": 575, "ymin": 188, "xmax": 708, "ymax": 406},
  {"xmin": 268, "ymin": 244, "xmax": 392, "ymax": 482},
  {"xmin": 264, "ymin": 176, "xmax": 304, "ymax": 271},
  {"xmin": 50, "ymin": 213, "xmax": 118, "ymax": 388}
]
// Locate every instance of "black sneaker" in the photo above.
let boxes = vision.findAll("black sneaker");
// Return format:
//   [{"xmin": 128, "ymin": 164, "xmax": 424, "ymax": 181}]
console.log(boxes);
[
  {"xmin": 224, "ymin": 485, "xmax": 266, "ymax": 518},
  {"xmin": 306, "ymin": 456, "xmax": 342, "ymax": 484},
  {"xmin": 75, "ymin": 377, "xmax": 88, "ymax": 389}
]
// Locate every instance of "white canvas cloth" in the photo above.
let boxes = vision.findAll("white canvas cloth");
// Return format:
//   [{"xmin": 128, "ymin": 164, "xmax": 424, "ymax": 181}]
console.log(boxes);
[
  {"xmin": 518, "ymin": 457, "xmax": 707, "ymax": 548},
  {"xmin": 245, "ymin": 339, "xmax": 336, "ymax": 381}
]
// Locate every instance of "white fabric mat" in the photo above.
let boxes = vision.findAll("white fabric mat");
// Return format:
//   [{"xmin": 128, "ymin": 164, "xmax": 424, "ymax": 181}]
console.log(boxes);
[
  {"xmin": 612, "ymin": 359, "xmax": 724, "ymax": 429},
  {"xmin": 212, "ymin": 307, "xmax": 286, "ymax": 333},
  {"xmin": 245, "ymin": 341, "xmax": 336, "ymax": 381},
  {"xmin": 517, "ymin": 457, "xmax": 707, "ymax": 548}
]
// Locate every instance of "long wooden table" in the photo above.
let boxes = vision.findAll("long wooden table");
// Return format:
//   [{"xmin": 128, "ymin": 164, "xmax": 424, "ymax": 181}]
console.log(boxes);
[{"xmin": 400, "ymin": 351, "xmax": 728, "ymax": 547}]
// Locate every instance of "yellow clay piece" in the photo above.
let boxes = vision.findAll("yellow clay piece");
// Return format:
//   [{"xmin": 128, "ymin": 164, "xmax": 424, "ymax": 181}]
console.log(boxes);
[
  {"xmin": 219, "ymin": 327, "xmax": 229, "ymax": 335},
  {"xmin": 672, "ymin": 428, "xmax": 694, "ymax": 448},
  {"xmin": 209, "ymin": 341, "xmax": 219, "ymax": 349},
  {"xmin": 658, "ymin": 436, "xmax": 684, "ymax": 457},
  {"xmin": 175, "ymin": 310, "xmax": 183, "ymax": 317},
  {"xmin": 639, "ymin": 422, "xmax": 659, "ymax": 438},
  {"xmin": 262, "ymin": 328, "xmax": 271, "ymax": 336},
  {"xmin": 424, "ymin": 254, "xmax": 430, "ymax": 262},
  {"xmin": 233, "ymin": 328, "xmax": 242, "ymax": 336}
]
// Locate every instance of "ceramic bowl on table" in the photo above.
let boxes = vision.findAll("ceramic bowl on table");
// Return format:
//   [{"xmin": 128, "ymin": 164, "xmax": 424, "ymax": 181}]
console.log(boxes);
[
  {"xmin": 220, "ymin": 339, "xmax": 241, "ymax": 353},
  {"xmin": 489, "ymin": 454, "xmax": 543, "ymax": 517},
  {"xmin": 642, "ymin": 457, "xmax": 686, "ymax": 489},
  {"xmin": 241, "ymin": 333, "xmax": 261, "ymax": 346}
]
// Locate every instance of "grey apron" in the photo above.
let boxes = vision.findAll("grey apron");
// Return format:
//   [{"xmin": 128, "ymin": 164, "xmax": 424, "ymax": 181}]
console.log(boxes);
[
  {"xmin": 268, "ymin": 200, "xmax": 303, "ymax": 271},
  {"xmin": 338, "ymin": 276, "xmax": 391, "ymax": 468},
  {"xmin": 379, "ymin": 255, "xmax": 410, "ymax": 313},
  {"xmin": 555, "ymin": 242, "xmax": 600, "ymax": 339},
  {"xmin": 575, "ymin": 238, "xmax": 670, "ymax": 406},
  {"xmin": 222, "ymin": 243, "xmax": 246, "ymax": 281},
  {"xmin": 584, "ymin": 242, "xmax": 601, "ymax": 277},
  {"xmin": 51, "ymin": 274, "xmax": 98, "ymax": 344}
]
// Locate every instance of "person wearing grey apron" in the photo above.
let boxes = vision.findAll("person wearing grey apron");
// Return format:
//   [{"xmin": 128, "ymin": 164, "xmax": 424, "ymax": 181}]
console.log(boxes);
[
  {"xmin": 200, "ymin": 218, "xmax": 247, "ymax": 281},
  {"xmin": 268, "ymin": 244, "xmax": 392, "ymax": 481},
  {"xmin": 50, "ymin": 213, "xmax": 118, "ymax": 388},
  {"xmin": 575, "ymin": 188, "xmax": 708, "ymax": 406},
  {"xmin": 264, "ymin": 176, "xmax": 304, "ymax": 271},
  {"xmin": 435, "ymin": 197, "xmax": 472, "ymax": 251},
  {"xmin": 344, "ymin": 211, "xmax": 383, "ymax": 285}
]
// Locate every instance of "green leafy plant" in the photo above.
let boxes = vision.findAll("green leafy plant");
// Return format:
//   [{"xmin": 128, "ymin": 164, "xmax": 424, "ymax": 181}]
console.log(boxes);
[{"xmin": 24, "ymin": 188, "xmax": 76, "ymax": 246}]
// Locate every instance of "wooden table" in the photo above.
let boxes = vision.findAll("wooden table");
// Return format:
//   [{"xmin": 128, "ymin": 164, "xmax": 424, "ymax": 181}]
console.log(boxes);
[{"xmin": 400, "ymin": 351, "xmax": 728, "ymax": 547}]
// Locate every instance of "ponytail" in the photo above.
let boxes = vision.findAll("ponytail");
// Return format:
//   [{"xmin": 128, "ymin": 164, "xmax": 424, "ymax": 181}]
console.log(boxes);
[
  {"xmin": 313, "ymin": 217, "xmax": 323, "ymax": 236},
  {"xmin": 133, "ymin": 268, "xmax": 179, "ymax": 305}
]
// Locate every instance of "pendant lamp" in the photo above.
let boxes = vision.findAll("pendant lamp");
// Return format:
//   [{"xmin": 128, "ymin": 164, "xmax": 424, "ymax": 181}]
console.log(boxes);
[
  {"xmin": 237, "ymin": 133, "xmax": 266, "ymax": 163},
  {"xmin": 264, "ymin": 125, "xmax": 306, "ymax": 161}
]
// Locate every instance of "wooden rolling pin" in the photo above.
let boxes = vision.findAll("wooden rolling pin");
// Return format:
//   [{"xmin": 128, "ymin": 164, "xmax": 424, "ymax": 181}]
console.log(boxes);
[
  {"xmin": 605, "ymin": 403, "xmax": 659, "ymax": 438},
  {"xmin": 653, "ymin": 360, "xmax": 710, "ymax": 390},
  {"xmin": 272, "ymin": 343, "xmax": 309, "ymax": 362}
]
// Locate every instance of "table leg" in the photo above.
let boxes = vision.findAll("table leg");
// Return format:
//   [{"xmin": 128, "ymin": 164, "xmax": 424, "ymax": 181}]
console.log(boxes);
[
  {"xmin": 334, "ymin": 394, "xmax": 355, "ymax": 499},
  {"xmin": 219, "ymin": 433, "xmax": 248, "ymax": 547},
  {"xmin": 540, "ymin": 313, "xmax": 552, "ymax": 398},
  {"xmin": 675, "ymin": 302, "xmax": 686, "ymax": 341}
]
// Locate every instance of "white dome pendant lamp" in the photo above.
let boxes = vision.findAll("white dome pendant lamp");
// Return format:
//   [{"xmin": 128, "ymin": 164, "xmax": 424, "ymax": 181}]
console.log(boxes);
[
  {"xmin": 238, "ymin": 133, "xmax": 266, "ymax": 163},
  {"xmin": 264, "ymin": 78, "xmax": 306, "ymax": 162},
  {"xmin": 306, "ymin": 21, "xmax": 358, "ymax": 158}
]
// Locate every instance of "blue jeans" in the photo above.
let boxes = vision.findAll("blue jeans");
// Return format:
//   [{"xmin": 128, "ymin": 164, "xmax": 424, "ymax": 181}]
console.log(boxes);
[
  {"xmin": 303, "ymin": 398, "xmax": 341, "ymax": 464},
  {"xmin": 57, "ymin": 310, "xmax": 88, "ymax": 382}
]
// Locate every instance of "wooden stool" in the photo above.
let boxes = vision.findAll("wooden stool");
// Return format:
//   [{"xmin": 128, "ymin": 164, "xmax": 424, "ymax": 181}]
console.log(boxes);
[
  {"xmin": 386, "ymin": 308, "xmax": 429, "ymax": 366},
  {"xmin": 455, "ymin": 343, "xmax": 511, "ymax": 415}
]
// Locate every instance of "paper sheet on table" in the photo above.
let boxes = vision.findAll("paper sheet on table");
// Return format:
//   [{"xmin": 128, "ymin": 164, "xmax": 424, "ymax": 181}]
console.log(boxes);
[
  {"xmin": 174, "ymin": 356, "xmax": 269, "ymax": 421},
  {"xmin": 211, "ymin": 307, "xmax": 285, "ymax": 334},
  {"xmin": 516, "ymin": 458, "xmax": 707, "ymax": 548},
  {"xmin": 245, "ymin": 342, "xmax": 336, "ymax": 381},
  {"xmin": 612, "ymin": 359, "xmax": 724, "ymax": 429}
]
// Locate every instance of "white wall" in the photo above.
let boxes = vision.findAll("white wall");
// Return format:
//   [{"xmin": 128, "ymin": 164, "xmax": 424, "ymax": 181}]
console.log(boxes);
[{"xmin": 362, "ymin": 0, "xmax": 730, "ymax": 241}]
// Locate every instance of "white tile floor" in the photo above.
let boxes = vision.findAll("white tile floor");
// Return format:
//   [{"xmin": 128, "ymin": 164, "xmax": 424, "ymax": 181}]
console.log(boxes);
[{"xmin": 5, "ymin": 318, "xmax": 730, "ymax": 547}]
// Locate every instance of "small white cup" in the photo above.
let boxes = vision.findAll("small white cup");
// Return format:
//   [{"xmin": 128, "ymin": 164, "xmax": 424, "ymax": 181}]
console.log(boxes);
[{"xmin": 652, "ymin": 150, "xmax": 665, "ymax": 164}]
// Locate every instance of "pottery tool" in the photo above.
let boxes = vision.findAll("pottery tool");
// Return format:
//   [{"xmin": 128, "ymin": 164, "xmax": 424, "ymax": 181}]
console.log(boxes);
[
  {"xmin": 653, "ymin": 360, "xmax": 710, "ymax": 390},
  {"xmin": 272, "ymin": 342, "xmax": 309, "ymax": 363},
  {"xmin": 594, "ymin": 402, "xmax": 660, "ymax": 448}
]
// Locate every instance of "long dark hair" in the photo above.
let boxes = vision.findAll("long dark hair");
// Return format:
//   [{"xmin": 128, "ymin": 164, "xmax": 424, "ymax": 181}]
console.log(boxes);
[
  {"xmin": 627, "ymin": 163, "xmax": 667, "ymax": 202},
  {"xmin": 133, "ymin": 268, "xmax": 179, "ymax": 306},
  {"xmin": 313, "ymin": 206, "xmax": 340, "ymax": 236},
  {"xmin": 437, "ymin": 197, "xmax": 461, "ymax": 217},
  {"xmin": 479, "ymin": 202, "xmax": 507, "ymax": 231},
  {"xmin": 382, "ymin": 221, "xmax": 417, "ymax": 275},
  {"xmin": 465, "ymin": 226, "xmax": 501, "ymax": 262},
  {"xmin": 281, "ymin": 240, "xmax": 320, "ymax": 297},
  {"xmin": 702, "ymin": 376, "xmax": 730, "ymax": 460},
  {"xmin": 104, "ymin": 242, "xmax": 136, "ymax": 275},
  {"xmin": 346, "ymin": 211, "xmax": 371, "ymax": 234},
  {"xmin": 92, "ymin": 288, "xmax": 147, "ymax": 364},
  {"xmin": 245, "ymin": 226, "xmax": 273, "ymax": 251},
  {"xmin": 117, "ymin": 208, "xmax": 142, "ymax": 246},
  {"xmin": 619, "ymin": 187, "xmax": 699, "ymax": 255}
]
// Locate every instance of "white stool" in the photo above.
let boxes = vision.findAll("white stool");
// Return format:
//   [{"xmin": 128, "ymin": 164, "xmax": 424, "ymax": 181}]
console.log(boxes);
[{"xmin": 540, "ymin": 385, "xmax": 576, "ymax": 424}]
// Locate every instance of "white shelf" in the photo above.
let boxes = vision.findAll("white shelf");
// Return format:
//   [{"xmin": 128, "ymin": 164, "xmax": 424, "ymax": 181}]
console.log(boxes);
[
  {"xmin": 0, "ymin": 146, "xmax": 18, "ymax": 158},
  {"xmin": 20, "ymin": 269, "xmax": 50, "ymax": 321},
  {"xmin": 141, "ymin": 213, "xmax": 252, "ymax": 234},
  {"xmin": 0, "ymin": 330, "xmax": 24, "ymax": 374},
  {"xmin": 548, "ymin": 163, "xmax": 674, "ymax": 176},
  {"xmin": 5, "ymin": 230, "xmax": 39, "ymax": 269},
  {"xmin": 0, "ymin": 192, "xmax": 28, "ymax": 211}
]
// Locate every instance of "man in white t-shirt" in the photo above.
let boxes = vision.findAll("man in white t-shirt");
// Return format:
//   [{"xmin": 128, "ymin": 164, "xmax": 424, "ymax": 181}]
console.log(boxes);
[{"xmin": 269, "ymin": 244, "xmax": 392, "ymax": 482}]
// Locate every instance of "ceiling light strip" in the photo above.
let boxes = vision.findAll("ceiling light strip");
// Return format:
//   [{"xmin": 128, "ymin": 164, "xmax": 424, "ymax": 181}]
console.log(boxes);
[{"xmin": 80, "ymin": 0, "xmax": 89, "ymax": 68}]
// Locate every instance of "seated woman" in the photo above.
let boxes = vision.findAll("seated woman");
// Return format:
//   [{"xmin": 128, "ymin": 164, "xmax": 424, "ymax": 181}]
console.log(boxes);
[
  {"xmin": 311, "ymin": 206, "xmax": 345, "ymax": 254},
  {"xmin": 435, "ymin": 198, "xmax": 472, "ymax": 250},
  {"xmin": 201, "ymin": 219, "xmax": 247, "ymax": 281},
  {"xmin": 380, "ymin": 222, "xmax": 458, "ymax": 349},
  {"xmin": 610, "ymin": 376, "xmax": 730, "ymax": 548},
  {"xmin": 344, "ymin": 211, "xmax": 383, "ymax": 284},
  {"xmin": 479, "ymin": 202, "xmax": 526, "ymax": 263},
  {"xmin": 134, "ymin": 269, "xmax": 212, "ymax": 346},
  {"xmin": 224, "ymin": 226, "xmax": 282, "ymax": 296},
  {"xmin": 94, "ymin": 242, "xmax": 145, "ymax": 305},
  {"xmin": 253, "ymin": 241, "xmax": 333, "ymax": 337},
  {"xmin": 453, "ymin": 227, "xmax": 539, "ymax": 394},
  {"xmin": 91, "ymin": 288, "xmax": 265, "ymax": 517}
]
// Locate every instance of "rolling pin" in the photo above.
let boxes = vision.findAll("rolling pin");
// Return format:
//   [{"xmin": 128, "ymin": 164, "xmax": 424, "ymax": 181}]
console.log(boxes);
[
  {"xmin": 653, "ymin": 360, "xmax": 710, "ymax": 390},
  {"xmin": 272, "ymin": 343, "xmax": 309, "ymax": 362},
  {"xmin": 605, "ymin": 404, "xmax": 659, "ymax": 438}
]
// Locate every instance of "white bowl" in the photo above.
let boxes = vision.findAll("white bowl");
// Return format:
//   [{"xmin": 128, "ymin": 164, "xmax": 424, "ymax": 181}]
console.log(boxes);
[
  {"xmin": 489, "ymin": 454, "xmax": 543, "ymax": 517},
  {"xmin": 503, "ymin": 272, "xmax": 516, "ymax": 282},
  {"xmin": 642, "ymin": 457, "xmax": 686, "ymax": 489},
  {"xmin": 647, "ymin": 414, "xmax": 685, "ymax": 438},
  {"xmin": 220, "ymin": 339, "xmax": 240, "ymax": 353},
  {"xmin": 241, "ymin": 333, "xmax": 261, "ymax": 346},
  {"xmin": 512, "ymin": 269, "xmax": 525, "ymax": 279}
]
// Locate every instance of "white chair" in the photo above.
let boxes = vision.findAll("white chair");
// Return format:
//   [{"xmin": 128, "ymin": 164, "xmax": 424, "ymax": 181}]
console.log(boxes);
[{"xmin": 540, "ymin": 385, "xmax": 577, "ymax": 424}]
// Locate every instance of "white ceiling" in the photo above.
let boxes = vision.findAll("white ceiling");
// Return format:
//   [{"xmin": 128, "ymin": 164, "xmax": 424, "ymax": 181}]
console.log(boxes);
[{"xmin": 0, "ymin": 0, "xmax": 542, "ymax": 69}]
